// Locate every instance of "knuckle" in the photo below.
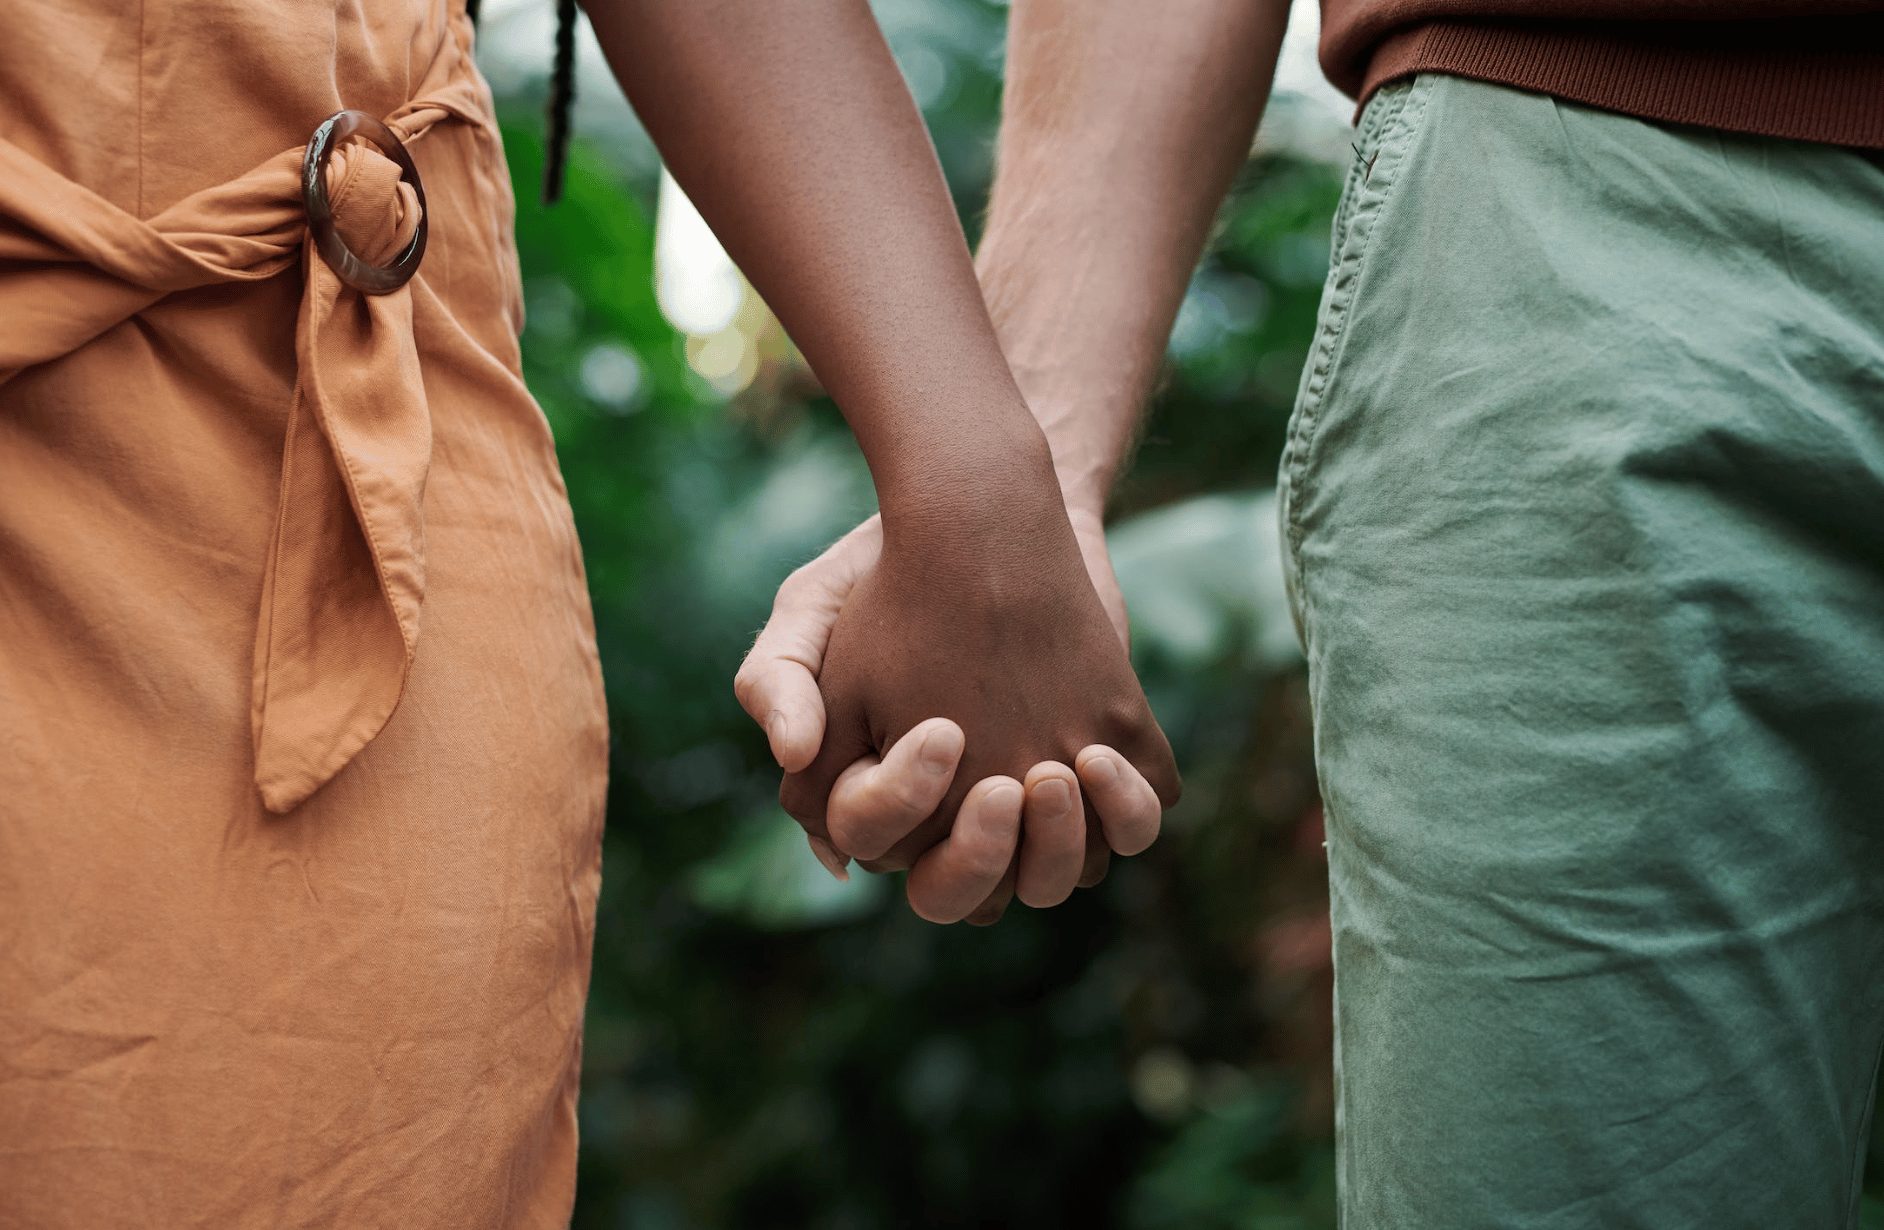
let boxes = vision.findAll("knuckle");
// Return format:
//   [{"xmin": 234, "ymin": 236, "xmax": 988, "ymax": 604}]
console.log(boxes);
[
  {"xmin": 963, "ymin": 855, "xmax": 1007, "ymax": 887},
  {"xmin": 961, "ymin": 840, "xmax": 1013, "ymax": 883},
  {"xmin": 1101, "ymin": 695, "xmax": 1147, "ymax": 734},
  {"xmin": 830, "ymin": 816, "xmax": 894, "ymax": 862},
  {"xmin": 886, "ymin": 774, "xmax": 937, "ymax": 817},
  {"xmin": 773, "ymin": 566, "xmax": 820, "ymax": 610},
  {"xmin": 731, "ymin": 664, "xmax": 762, "ymax": 712}
]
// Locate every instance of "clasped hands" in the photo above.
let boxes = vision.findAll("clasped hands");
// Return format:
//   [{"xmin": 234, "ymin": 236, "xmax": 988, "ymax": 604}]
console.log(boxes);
[{"xmin": 735, "ymin": 446, "xmax": 1180, "ymax": 925}]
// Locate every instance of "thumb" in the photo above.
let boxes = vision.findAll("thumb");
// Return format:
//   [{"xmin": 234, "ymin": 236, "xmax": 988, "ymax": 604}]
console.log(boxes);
[
  {"xmin": 734, "ymin": 521, "xmax": 882, "ymax": 771},
  {"xmin": 734, "ymin": 650, "xmax": 826, "ymax": 773}
]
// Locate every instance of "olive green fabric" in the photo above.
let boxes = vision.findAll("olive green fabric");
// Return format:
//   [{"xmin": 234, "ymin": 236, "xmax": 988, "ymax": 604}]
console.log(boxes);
[{"xmin": 1278, "ymin": 73, "xmax": 1884, "ymax": 1228}]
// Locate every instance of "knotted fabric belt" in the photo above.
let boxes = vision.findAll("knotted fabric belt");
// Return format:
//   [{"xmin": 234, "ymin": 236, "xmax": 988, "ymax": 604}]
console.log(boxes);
[{"xmin": 0, "ymin": 37, "xmax": 487, "ymax": 813}]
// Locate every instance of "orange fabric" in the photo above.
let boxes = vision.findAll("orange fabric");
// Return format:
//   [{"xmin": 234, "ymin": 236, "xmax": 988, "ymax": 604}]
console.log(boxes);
[
  {"xmin": 0, "ymin": 3, "xmax": 606, "ymax": 1226},
  {"xmin": 0, "ymin": 36, "xmax": 476, "ymax": 812}
]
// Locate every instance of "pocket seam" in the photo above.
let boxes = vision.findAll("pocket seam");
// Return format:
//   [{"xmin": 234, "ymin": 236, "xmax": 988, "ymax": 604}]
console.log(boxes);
[{"xmin": 1281, "ymin": 76, "xmax": 1434, "ymax": 630}]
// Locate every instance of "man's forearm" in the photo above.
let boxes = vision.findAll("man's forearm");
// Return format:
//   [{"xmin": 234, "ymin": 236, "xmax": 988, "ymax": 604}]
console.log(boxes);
[
  {"xmin": 977, "ymin": 0, "xmax": 1293, "ymax": 513},
  {"xmin": 584, "ymin": 0, "xmax": 1055, "ymax": 527}
]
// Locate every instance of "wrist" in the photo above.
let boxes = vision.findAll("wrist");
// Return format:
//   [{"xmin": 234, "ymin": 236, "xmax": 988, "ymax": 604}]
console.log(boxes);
[
  {"xmin": 1010, "ymin": 379, "xmax": 1134, "ymax": 518},
  {"xmin": 977, "ymin": 261, "xmax": 1149, "ymax": 521},
  {"xmin": 873, "ymin": 410, "xmax": 1065, "ymax": 539},
  {"xmin": 1061, "ymin": 496, "xmax": 1108, "ymax": 541},
  {"xmin": 1035, "ymin": 412, "xmax": 1118, "ymax": 519}
]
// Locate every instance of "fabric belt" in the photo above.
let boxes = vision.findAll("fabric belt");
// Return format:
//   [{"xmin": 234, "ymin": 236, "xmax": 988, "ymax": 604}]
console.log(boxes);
[{"xmin": 0, "ymin": 34, "xmax": 487, "ymax": 813}]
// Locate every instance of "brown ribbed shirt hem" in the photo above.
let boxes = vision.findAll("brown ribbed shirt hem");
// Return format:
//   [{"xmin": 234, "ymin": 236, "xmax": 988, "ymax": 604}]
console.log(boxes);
[{"xmin": 1359, "ymin": 19, "xmax": 1884, "ymax": 149}]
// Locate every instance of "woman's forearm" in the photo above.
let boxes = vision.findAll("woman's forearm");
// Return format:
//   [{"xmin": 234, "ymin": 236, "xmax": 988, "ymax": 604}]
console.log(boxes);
[{"xmin": 583, "ymin": 0, "xmax": 1054, "ymax": 524}]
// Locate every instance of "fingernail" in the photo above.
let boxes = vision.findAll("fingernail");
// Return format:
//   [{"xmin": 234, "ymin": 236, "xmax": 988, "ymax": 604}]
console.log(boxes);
[
  {"xmin": 807, "ymin": 835, "xmax": 850, "ymax": 882},
  {"xmin": 1083, "ymin": 755, "xmax": 1120, "ymax": 787},
  {"xmin": 920, "ymin": 725, "xmax": 963, "ymax": 774},
  {"xmin": 1032, "ymin": 778, "xmax": 1072, "ymax": 815},
  {"xmin": 766, "ymin": 710, "xmax": 791, "ymax": 753}
]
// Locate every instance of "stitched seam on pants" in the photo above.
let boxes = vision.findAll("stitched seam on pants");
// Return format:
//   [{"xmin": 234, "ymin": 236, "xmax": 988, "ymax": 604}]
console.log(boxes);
[
  {"xmin": 1279, "ymin": 87, "xmax": 1401, "ymax": 583},
  {"xmin": 1281, "ymin": 76, "xmax": 1431, "ymax": 631},
  {"xmin": 1277, "ymin": 101, "xmax": 1376, "ymax": 646},
  {"xmin": 1279, "ymin": 101, "xmax": 1386, "ymax": 543}
]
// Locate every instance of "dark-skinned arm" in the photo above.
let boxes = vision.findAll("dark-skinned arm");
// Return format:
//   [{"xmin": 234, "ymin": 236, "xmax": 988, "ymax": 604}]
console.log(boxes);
[
  {"xmin": 727, "ymin": 0, "xmax": 1294, "ymax": 924},
  {"xmin": 585, "ymin": 0, "xmax": 1048, "ymax": 513},
  {"xmin": 584, "ymin": 0, "xmax": 1181, "ymax": 895}
]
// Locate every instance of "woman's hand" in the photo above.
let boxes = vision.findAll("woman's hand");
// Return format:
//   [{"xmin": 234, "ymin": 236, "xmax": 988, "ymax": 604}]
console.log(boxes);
[
  {"xmin": 770, "ymin": 461, "xmax": 1178, "ymax": 910},
  {"xmin": 738, "ymin": 504, "xmax": 1174, "ymax": 924}
]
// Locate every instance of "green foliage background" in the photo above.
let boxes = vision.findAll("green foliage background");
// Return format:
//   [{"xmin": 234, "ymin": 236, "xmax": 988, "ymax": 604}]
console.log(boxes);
[{"xmin": 485, "ymin": 5, "xmax": 1884, "ymax": 1226}]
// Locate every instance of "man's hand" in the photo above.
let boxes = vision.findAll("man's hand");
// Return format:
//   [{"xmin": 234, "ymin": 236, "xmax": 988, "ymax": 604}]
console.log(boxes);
[{"xmin": 735, "ymin": 502, "xmax": 1174, "ymax": 924}]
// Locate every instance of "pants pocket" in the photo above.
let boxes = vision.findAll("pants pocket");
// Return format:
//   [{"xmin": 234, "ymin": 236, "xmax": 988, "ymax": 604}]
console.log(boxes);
[{"xmin": 1275, "ymin": 75, "xmax": 1432, "ymax": 650}]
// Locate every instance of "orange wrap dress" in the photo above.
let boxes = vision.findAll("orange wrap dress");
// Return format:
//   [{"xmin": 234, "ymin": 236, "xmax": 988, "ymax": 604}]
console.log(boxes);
[{"xmin": 0, "ymin": 2, "xmax": 609, "ymax": 1225}]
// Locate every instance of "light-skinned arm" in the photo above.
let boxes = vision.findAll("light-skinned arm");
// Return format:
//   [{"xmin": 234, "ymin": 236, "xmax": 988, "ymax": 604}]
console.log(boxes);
[
  {"xmin": 979, "ymin": 0, "xmax": 1292, "ymax": 513},
  {"xmin": 735, "ymin": 0, "xmax": 1294, "ymax": 923}
]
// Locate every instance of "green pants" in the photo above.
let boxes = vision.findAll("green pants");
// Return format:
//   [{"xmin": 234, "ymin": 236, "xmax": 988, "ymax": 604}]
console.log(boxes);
[{"xmin": 1279, "ymin": 74, "xmax": 1884, "ymax": 1227}]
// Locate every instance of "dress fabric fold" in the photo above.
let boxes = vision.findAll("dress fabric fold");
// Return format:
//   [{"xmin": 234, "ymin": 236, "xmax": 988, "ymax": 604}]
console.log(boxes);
[
  {"xmin": 0, "ymin": 36, "xmax": 483, "ymax": 813},
  {"xmin": 0, "ymin": 4, "xmax": 607, "ymax": 1226}
]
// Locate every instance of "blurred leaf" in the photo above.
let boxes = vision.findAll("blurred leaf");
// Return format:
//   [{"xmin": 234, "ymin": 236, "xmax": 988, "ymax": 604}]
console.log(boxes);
[
  {"xmin": 1111, "ymin": 491, "xmax": 1300, "ymax": 677},
  {"xmin": 690, "ymin": 814, "xmax": 890, "ymax": 928}
]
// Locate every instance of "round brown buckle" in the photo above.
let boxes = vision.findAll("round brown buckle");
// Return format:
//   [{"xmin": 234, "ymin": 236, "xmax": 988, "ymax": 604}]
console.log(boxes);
[{"xmin": 301, "ymin": 110, "xmax": 428, "ymax": 295}]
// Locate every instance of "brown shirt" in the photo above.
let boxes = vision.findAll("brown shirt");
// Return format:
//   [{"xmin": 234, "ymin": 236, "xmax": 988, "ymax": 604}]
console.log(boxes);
[{"xmin": 1318, "ymin": 1, "xmax": 1884, "ymax": 148}]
